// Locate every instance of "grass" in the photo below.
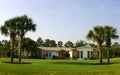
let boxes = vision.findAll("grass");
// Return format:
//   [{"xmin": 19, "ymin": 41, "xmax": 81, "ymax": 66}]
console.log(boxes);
[{"xmin": 0, "ymin": 58, "xmax": 120, "ymax": 75}]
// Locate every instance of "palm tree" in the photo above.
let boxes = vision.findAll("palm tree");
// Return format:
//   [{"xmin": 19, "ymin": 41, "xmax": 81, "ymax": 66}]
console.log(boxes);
[
  {"xmin": 103, "ymin": 26, "xmax": 119, "ymax": 64},
  {"xmin": 86, "ymin": 26, "xmax": 104, "ymax": 64},
  {"xmin": 16, "ymin": 15, "xmax": 36, "ymax": 64},
  {"xmin": 0, "ymin": 18, "xmax": 17, "ymax": 62}
]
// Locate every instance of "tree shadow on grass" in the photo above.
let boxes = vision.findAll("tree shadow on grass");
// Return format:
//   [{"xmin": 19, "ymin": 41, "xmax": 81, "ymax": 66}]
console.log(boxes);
[
  {"xmin": 51, "ymin": 62, "xmax": 93, "ymax": 65},
  {"xmin": 91, "ymin": 62, "xmax": 119, "ymax": 65},
  {"xmin": 51, "ymin": 61, "xmax": 118, "ymax": 65},
  {"xmin": 2, "ymin": 61, "xmax": 32, "ymax": 64}
]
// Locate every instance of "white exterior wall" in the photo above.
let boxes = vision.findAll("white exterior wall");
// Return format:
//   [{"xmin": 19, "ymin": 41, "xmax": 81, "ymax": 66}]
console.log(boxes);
[
  {"xmin": 77, "ymin": 47, "xmax": 93, "ymax": 60},
  {"xmin": 40, "ymin": 47, "xmax": 94, "ymax": 59},
  {"xmin": 69, "ymin": 51, "xmax": 72, "ymax": 58},
  {"xmin": 51, "ymin": 51, "xmax": 59, "ymax": 57},
  {"xmin": 42, "ymin": 51, "xmax": 59, "ymax": 59}
]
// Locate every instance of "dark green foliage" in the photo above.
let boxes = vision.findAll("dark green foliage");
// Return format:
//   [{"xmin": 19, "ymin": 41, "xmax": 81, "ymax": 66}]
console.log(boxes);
[
  {"xmin": 43, "ymin": 39, "xmax": 50, "ymax": 47},
  {"xmin": 111, "ymin": 42, "xmax": 120, "ymax": 57},
  {"xmin": 64, "ymin": 41, "xmax": 74, "ymax": 48},
  {"xmin": 58, "ymin": 50, "xmax": 70, "ymax": 59},
  {"xmin": 89, "ymin": 43, "xmax": 97, "ymax": 48},
  {"xmin": 57, "ymin": 41, "xmax": 63, "ymax": 47},
  {"xmin": 42, "ymin": 39, "xmax": 57, "ymax": 47},
  {"xmin": 72, "ymin": 55, "xmax": 77, "ymax": 60},
  {"xmin": 0, "ymin": 40, "xmax": 10, "ymax": 57},
  {"xmin": 36, "ymin": 37, "xmax": 43, "ymax": 46},
  {"xmin": 52, "ymin": 55, "xmax": 59, "ymax": 59},
  {"xmin": 75, "ymin": 40, "xmax": 87, "ymax": 48},
  {"xmin": 50, "ymin": 40, "xmax": 57, "ymax": 47},
  {"xmin": 22, "ymin": 37, "xmax": 37, "ymax": 58}
]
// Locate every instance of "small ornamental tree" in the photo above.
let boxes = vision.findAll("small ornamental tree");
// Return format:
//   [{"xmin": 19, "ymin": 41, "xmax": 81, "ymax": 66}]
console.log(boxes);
[{"xmin": 58, "ymin": 49, "xmax": 70, "ymax": 59}]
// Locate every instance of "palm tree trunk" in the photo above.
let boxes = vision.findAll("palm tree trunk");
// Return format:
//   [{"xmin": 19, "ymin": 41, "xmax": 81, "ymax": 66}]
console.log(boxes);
[
  {"xmin": 10, "ymin": 48, "xmax": 14, "ymax": 62},
  {"xmin": 107, "ymin": 43, "xmax": 111, "ymax": 64},
  {"xmin": 112, "ymin": 48, "xmax": 115, "ymax": 58},
  {"xmin": 27, "ymin": 50, "xmax": 29, "ymax": 59},
  {"xmin": 10, "ymin": 37, "xmax": 15, "ymax": 63},
  {"xmin": 99, "ymin": 48, "xmax": 103, "ymax": 64},
  {"xmin": 18, "ymin": 34, "xmax": 23, "ymax": 64},
  {"xmin": 106, "ymin": 41, "xmax": 111, "ymax": 64},
  {"xmin": 97, "ymin": 42, "xmax": 103, "ymax": 64},
  {"xmin": 107, "ymin": 48, "xmax": 110, "ymax": 64},
  {"xmin": 23, "ymin": 49, "xmax": 25, "ymax": 58}
]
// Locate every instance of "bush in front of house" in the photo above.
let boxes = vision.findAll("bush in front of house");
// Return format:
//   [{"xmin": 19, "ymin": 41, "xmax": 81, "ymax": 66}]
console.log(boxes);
[
  {"xmin": 72, "ymin": 55, "xmax": 77, "ymax": 60},
  {"xmin": 52, "ymin": 55, "xmax": 59, "ymax": 59},
  {"xmin": 57, "ymin": 49, "xmax": 70, "ymax": 59}
]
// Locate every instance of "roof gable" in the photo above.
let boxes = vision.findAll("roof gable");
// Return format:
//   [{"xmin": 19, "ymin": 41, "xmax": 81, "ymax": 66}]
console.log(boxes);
[{"xmin": 76, "ymin": 46, "xmax": 98, "ymax": 51}]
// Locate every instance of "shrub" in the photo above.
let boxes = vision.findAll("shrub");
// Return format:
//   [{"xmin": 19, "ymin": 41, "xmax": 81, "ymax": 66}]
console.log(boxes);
[
  {"xmin": 58, "ymin": 49, "xmax": 70, "ymax": 59},
  {"xmin": 72, "ymin": 55, "xmax": 77, "ymax": 60},
  {"xmin": 52, "ymin": 55, "xmax": 59, "ymax": 59}
]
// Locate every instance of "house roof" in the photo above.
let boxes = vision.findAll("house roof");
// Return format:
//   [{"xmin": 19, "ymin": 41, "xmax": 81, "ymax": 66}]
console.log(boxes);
[
  {"xmin": 76, "ymin": 46, "xmax": 99, "ymax": 51},
  {"xmin": 38, "ymin": 47, "xmax": 72, "ymax": 51},
  {"xmin": 68, "ymin": 46, "xmax": 98, "ymax": 51}
]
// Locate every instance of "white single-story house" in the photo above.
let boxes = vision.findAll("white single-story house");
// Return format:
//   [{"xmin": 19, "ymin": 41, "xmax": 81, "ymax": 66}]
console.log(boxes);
[
  {"xmin": 69, "ymin": 46, "xmax": 98, "ymax": 59},
  {"xmin": 36, "ymin": 46, "xmax": 98, "ymax": 59},
  {"xmin": 37, "ymin": 47, "xmax": 72, "ymax": 59}
]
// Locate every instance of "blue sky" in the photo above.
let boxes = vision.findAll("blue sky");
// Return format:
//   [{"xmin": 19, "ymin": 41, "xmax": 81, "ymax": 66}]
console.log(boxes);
[{"xmin": 0, "ymin": 0, "xmax": 120, "ymax": 43}]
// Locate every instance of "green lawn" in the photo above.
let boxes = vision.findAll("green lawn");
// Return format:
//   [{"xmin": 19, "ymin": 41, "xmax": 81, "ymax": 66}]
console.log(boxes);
[{"xmin": 0, "ymin": 58, "xmax": 120, "ymax": 75}]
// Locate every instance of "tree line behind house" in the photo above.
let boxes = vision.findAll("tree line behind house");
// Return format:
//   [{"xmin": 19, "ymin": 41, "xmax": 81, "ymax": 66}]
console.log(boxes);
[
  {"xmin": 37, "ymin": 37, "xmax": 87, "ymax": 48},
  {"xmin": 0, "ymin": 37, "xmax": 120, "ymax": 58}
]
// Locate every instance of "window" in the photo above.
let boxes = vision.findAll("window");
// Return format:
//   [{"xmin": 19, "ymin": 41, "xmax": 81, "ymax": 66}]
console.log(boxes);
[
  {"xmin": 87, "ymin": 51, "xmax": 92, "ymax": 58},
  {"xmin": 49, "ymin": 52, "xmax": 51, "ymax": 57},
  {"xmin": 45, "ymin": 52, "xmax": 52, "ymax": 58},
  {"xmin": 87, "ymin": 51, "xmax": 90, "ymax": 58},
  {"xmin": 81, "ymin": 51, "xmax": 83, "ymax": 58},
  {"xmin": 77, "ymin": 51, "xmax": 79, "ymax": 58},
  {"xmin": 91, "ymin": 51, "xmax": 93, "ymax": 57},
  {"xmin": 46, "ymin": 52, "xmax": 48, "ymax": 57},
  {"xmin": 77, "ymin": 51, "xmax": 83, "ymax": 58}
]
